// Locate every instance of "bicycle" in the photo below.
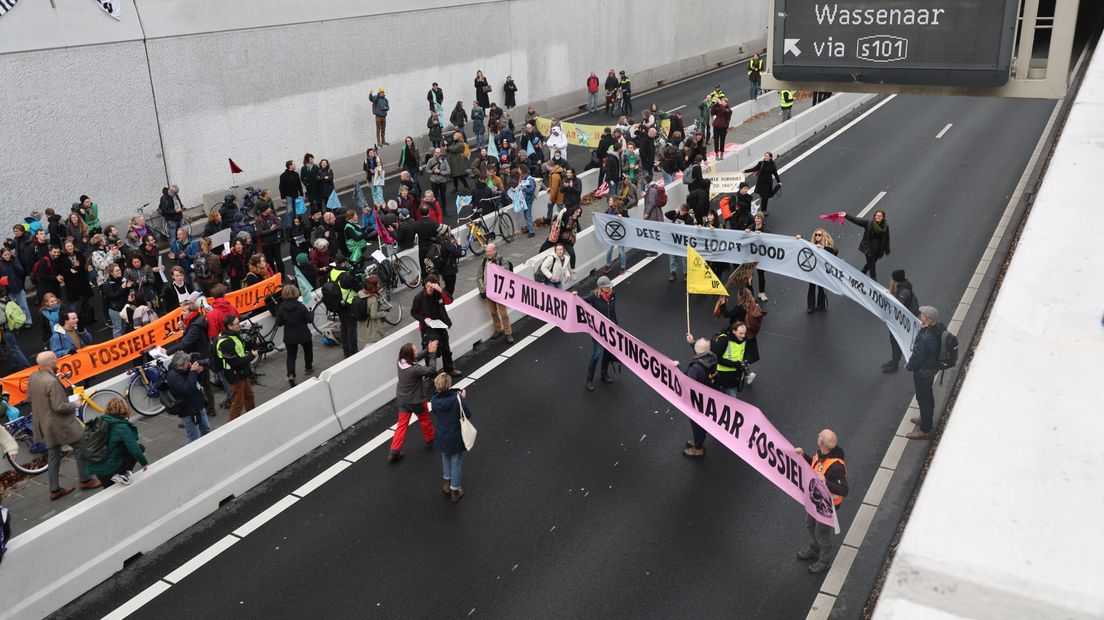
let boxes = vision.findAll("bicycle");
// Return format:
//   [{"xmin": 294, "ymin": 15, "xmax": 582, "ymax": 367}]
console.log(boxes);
[
  {"xmin": 239, "ymin": 318, "xmax": 278, "ymax": 372},
  {"xmin": 136, "ymin": 202, "xmax": 193, "ymax": 243},
  {"xmin": 124, "ymin": 349, "xmax": 184, "ymax": 416},
  {"xmin": 2, "ymin": 375, "xmax": 124, "ymax": 476},
  {"xmin": 458, "ymin": 197, "xmax": 515, "ymax": 257}
]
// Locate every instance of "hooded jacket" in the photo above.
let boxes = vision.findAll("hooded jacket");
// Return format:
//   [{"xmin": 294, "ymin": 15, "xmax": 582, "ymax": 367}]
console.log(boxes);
[
  {"xmin": 683, "ymin": 350, "xmax": 718, "ymax": 387},
  {"xmin": 205, "ymin": 298, "xmax": 239, "ymax": 338}
]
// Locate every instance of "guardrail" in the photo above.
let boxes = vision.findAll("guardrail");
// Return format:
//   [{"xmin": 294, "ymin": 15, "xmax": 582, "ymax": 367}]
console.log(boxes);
[{"xmin": 0, "ymin": 90, "xmax": 876, "ymax": 620}]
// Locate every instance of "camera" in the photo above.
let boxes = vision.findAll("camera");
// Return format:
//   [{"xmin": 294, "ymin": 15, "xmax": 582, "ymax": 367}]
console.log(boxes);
[{"xmin": 188, "ymin": 353, "xmax": 210, "ymax": 366}]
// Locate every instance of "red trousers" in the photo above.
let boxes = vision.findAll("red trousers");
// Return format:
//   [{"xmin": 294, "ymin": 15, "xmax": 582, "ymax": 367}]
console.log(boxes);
[{"xmin": 390, "ymin": 402, "xmax": 434, "ymax": 453}]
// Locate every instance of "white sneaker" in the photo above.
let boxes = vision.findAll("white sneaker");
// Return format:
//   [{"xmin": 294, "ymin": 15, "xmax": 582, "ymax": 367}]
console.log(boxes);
[
  {"xmin": 111, "ymin": 471, "xmax": 133, "ymax": 486},
  {"xmin": 758, "ymin": 292, "xmax": 768, "ymax": 302},
  {"xmin": 745, "ymin": 372, "xmax": 757, "ymax": 386}
]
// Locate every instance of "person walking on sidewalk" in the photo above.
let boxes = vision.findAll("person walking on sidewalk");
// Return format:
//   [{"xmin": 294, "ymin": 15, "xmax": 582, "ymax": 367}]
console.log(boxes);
[
  {"xmin": 430, "ymin": 372, "xmax": 474, "ymax": 503},
  {"xmin": 577, "ymin": 276, "xmax": 618, "ymax": 391},
  {"xmin": 680, "ymin": 336, "xmax": 717, "ymax": 458},
  {"xmin": 795, "ymin": 429, "xmax": 848, "ymax": 573},
  {"xmin": 586, "ymin": 71, "xmax": 600, "ymax": 112},
  {"xmin": 369, "ymin": 87, "xmax": 390, "ymax": 145},
  {"xmin": 710, "ymin": 98, "xmax": 732, "ymax": 160},
  {"xmin": 744, "ymin": 152, "xmax": 781, "ymax": 216},
  {"xmin": 389, "ymin": 340, "xmax": 439, "ymax": 463},
  {"xmin": 780, "ymin": 89, "xmax": 795, "ymax": 121},
  {"xmin": 215, "ymin": 315, "xmax": 257, "ymax": 421},
  {"xmin": 906, "ymin": 306, "xmax": 942, "ymax": 440},
  {"xmin": 748, "ymin": 52, "xmax": 764, "ymax": 100},
  {"xmin": 838, "ymin": 209, "xmax": 890, "ymax": 281},
  {"xmin": 85, "ymin": 398, "xmax": 149, "ymax": 487},
  {"xmin": 30, "ymin": 351, "xmax": 102, "ymax": 500},
  {"xmin": 477, "ymin": 243, "xmax": 515, "ymax": 343},
  {"xmin": 882, "ymin": 270, "xmax": 919, "ymax": 373}
]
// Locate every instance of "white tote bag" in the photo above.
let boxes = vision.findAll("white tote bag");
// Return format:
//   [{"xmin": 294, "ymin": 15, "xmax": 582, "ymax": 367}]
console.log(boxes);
[{"xmin": 457, "ymin": 394, "xmax": 477, "ymax": 450}]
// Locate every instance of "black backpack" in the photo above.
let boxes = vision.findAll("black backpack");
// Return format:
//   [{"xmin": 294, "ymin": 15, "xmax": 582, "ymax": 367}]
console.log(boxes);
[
  {"xmin": 78, "ymin": 417, "xmax": 110, "ymax": 463},
  {"xmin": 351, "ymin": 295, "xmax": 369, "ymax": 321},
  {"xmin": 937, "ymin": 325, "xmax": 959, "ymax": 370},
  {"xmin": 320, "ymin": 279, "xmax": 345, "ymax": 313}
]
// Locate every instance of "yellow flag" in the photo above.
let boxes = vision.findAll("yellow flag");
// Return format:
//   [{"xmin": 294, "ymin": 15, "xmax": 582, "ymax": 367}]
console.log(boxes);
[{"xmin": 686, "ymin": 246, "xmax": 729, "ymax": 296}]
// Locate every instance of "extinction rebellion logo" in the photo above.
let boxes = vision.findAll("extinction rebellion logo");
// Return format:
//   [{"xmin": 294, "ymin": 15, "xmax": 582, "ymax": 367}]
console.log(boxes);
[
  {"xmin": 796, "ymin": 247, "xmax": 817, "ymax": 273},
  {"xmin": 604, "ymin": 220, "xmax": 627, "ymax": 241}
]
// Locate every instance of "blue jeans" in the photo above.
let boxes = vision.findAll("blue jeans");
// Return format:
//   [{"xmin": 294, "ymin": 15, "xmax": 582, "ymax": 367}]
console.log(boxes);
[
  {"xmin": 371, "ymin": 185, "xmax": 384, "ymax": 206},
  {"xmin": 108, "ymin": 308, "xmax": 124, "ymax": 339},
  {"xmin": 182, "ymin": 408, "xmax": 213, "ymax": 443},
  {"xmin": 721, "ymin": 386, "xmax": 739, "ymax": 399},
  {"xmin": 546, "ymin": 202, "xmax": 561, "ymax": 222},
  {"xmin": 521, "ymin": 202, "xmax": 534, "ymax": 232},
  {"xmin": 750, "ymin": 81, "xmax": 761, "ymax": 101},
  {"xmin": 3, "ymin": 329, "xmax": 29, "ymax": 370},
  {"xmin": 475, "ymin": 131, "xmax": 485, "ymax": 148},
  {"xmin": 668, "ymin": 255, "xmax": 685, "ymax": 277},
  {"xmin": 549, "ymin": 281, "xmax": 564, "ymax": 290},
  {"xmin": 661, "ymin": 170, "xmax": 676, "ymax": 187},
  {"xmin": 219, "ymin": 370, "xmax": 232, "ymax": 398},
  {"xmin": 588, "ymin": 339, "xmax": 607, "ymax": 371},
  {"xmin": 587, "ymin": 91, "xmax": 599, "ymax": 112},
  {"xmin": 166, "ymin": 219, "xmax": 180, "ymax": 243},
  {"xmin": 10, "ymin": 289, "xmax": 30, "ymax": 326},
  {"xmin": 606, "ymin": 246, "xmax": 627, "ymax": 270},
  {"xmin": 442, "ymin": 452, "xmax": 464, "ymax": 490}
]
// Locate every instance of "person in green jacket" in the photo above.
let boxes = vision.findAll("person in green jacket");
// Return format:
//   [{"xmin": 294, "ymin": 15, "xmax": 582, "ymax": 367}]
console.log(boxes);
[
  {"xmin": 86, "ymin": 398, "xmax": 149, "ymax": 487},
  {"xmin": 77, "ymin": 195, "xmax": 102, "ymax": 235}
]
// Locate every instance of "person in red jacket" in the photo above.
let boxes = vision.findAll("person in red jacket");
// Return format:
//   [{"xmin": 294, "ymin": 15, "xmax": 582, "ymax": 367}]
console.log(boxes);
[
  {"xmin": 417, "ymin": 191, "xmax": 444, "ymax": 224},
  {"xmin": 203, "ymin": 283, "xmax": 239, "ymax": 411},
  {"xmin": 586, "ymin": 71, "xmax": 600, "ymax": 112},
  {"xmin": 710, "ymin": 97, "xmax": 733, "ymax": 160}
]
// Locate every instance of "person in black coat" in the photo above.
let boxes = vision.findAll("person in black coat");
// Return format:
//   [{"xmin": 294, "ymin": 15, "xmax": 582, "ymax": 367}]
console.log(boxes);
[
  {"xmin": 279, "ymin": 160, "xmax": 303, "ymax": 222},
  {"xmin": 503, "ymin": 76, "xmax": 518, "ymax": 109},
  {"xmin": 744, "ymin": 152, "xmax": 781, "ymax": 215},
  {"xmin": 413, "ymin": 212, "xmax": 442, "ymax": 279},
  {"xmin": 883, "ymin": 269, "xmax": 919, "ymax": 373},
  {"xmin": 905, "ymin": 306, "xmax": 942, "ymax": 440},
  {"xmin": 838, "ymin": 209, "xmax": 891, "ymax": 281},
  {"xmin": 411, "ymin": 276, "xmax": 459, "ymax": 376},
  {"xmin": 316, "ymin": 159, "xmax": 335, "ymax": 206},
  {"xmin": 163, "ymin": 300, "xmax": 217, "ymax": 414},
  {"xmin": 429, "ymin": 373, "xmax": 474, "ymax": 503},
  {"xmin": 274, "ymin": 284, "xmax": 313, "ymax": 386},
  {"xmin": 801, "ymin": 228, "xmax": 838, "ymax": 313},
  {"xmin": 166, "ymin": 352, "xmax": 213, "ymax": 443},
  {"xmin": 437, "ymin": 229, "xmax": 463, "ymax": 296},
  {"xmin": 60, "ymin": 240, "xmax": 95, "ymax": 325}
]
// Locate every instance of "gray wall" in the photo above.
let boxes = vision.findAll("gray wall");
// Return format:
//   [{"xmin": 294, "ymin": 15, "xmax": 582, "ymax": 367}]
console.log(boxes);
[{"xmin": 0, "ymin": 0, "xmax": 767, "ymax": 227}]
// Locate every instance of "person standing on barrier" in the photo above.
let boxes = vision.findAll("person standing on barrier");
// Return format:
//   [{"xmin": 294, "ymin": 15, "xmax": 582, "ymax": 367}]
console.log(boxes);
[
  {"xmin": 710, "ymin": 97, "xmax": 732, "ymax": 160},
  {"xmin": 215, "ymin": 315, "xmax": 257, "ymax": 421},
  {"xmin": 389, "ymin": 340, "xmax": 439, "ymax": 464},
  {"xmin": 795, "ymin": 429, "xmax": 848, "ymax": 573},
  {"xmin": 85, "ymin": 398, "xmax": 149, "ymax": 487},
  {"xmin": 882, "ymin": 270, "xmax": 919, "ymax": 373},
  {"xmin": 906, "ymin": 306, "xmax": 941, "ymax": 441},
  {"xmin": 430, "ymin": 371, "xmax": 474, "ymax": 503},
  {"xmin": 166, "ymin": 352, "xmax": 212, "ymax": 444},
  {"xmin": 477, "ymin": 244, "xmax": 514, "ymax": 344},
  {"xmin": 577, "ymin": 276, "xmax": 618, "ymax": 391},
  {"xmin": 30, "ymin": 351, "xmax": 102, "ymax": 500},
  {"xmin": 412, "ymin": 275, "xmax": 461, "ymax": 377},
  {"xmin": 680, "ymin": 336, "xmax": 717, "ymax": 458}
]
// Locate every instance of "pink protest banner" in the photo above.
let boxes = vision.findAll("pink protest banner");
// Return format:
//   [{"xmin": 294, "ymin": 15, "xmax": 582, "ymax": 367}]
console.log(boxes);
[{"xmin": 485, "ymin": 263, "xmax": 838, "ymax": 527}]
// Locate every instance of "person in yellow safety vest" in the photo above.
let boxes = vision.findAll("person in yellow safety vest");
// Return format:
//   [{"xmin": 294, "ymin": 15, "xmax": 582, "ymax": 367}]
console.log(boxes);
[
  {"xmin": 214, "ymin": 315, "xmax": 257, "ymax": 421},
  {"xmin": 328, "ymin": 254, "xmax": 359, "ymax": 359},
  {"xmin": 702, "ymin": 320, "xmax": 750, "ymax": 398},
  {"xmin": 748, "ymin": 53, "xmax": 764, "ymax": 100},
  {"xmin": 780, "ymin": 89, "xmax": 796, "ymax": 121},
  {"xmin": 708, "ymin": 84, "xmax": 726, "ymax": 105},
  {"xmin": 795, "ymin": 429, "xmax": 849, "ymax": 574}
]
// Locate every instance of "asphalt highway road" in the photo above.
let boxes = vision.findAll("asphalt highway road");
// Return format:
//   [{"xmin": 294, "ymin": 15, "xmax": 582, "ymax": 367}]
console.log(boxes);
[{"xmin": 55, "ymin": 93, "xmax": 1054, "ymax": 619}]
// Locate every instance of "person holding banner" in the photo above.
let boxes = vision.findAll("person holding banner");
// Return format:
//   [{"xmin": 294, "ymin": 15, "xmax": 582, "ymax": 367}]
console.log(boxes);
[
  {"xmin": 680, "ymin": 337, "xmax": 718, "ymax": 459},
  {"xmin": 579, "ymin": 276, "xmax": 618, "ymax": 391},
  {"xmin": 747, "ymin": 213, "xmax": 770, "ymax": 301},
  {"xmin": 800, "ymin": 228, "xmax": 838, "ymax": 313},
  {"xmin": 411, "ymin": 275, "xmax": 461, "ymax": 377},
  {"xmin": 795, "ymin": 429, "xmax": 848, "ymax": 573},
  {"xmin": 883, "ymin": 270, "xmax": 920, "ymax": 373},
  {"xmin": 603, "ymin": 197, "xmax": 629, "ymax": 275}
]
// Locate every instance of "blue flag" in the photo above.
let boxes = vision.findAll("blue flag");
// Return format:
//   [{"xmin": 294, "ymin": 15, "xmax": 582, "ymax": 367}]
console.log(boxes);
[
  {"xmin": 487, "ymin": 138, "xmax": 499, "ymax": 158},
  {"xmin": 525, "ymin": 139, "xmax": 535, "ymax": 156},
  {"xmin": 326, "ymin": 189, "xmax": 341, "ymax": 211},
  {"xmin": 294, "ymin": 266, "xmax": 315, "ymax": 306}
]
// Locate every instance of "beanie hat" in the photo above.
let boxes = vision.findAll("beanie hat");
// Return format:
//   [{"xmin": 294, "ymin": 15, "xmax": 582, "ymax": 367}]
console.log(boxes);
[
  {"xmin": 891, "ymin": 269, "xmax": 906, "ymax": 283},
  {"xmin": 295, "ymin": 253, "xmax": 308, "ymax": 264}
]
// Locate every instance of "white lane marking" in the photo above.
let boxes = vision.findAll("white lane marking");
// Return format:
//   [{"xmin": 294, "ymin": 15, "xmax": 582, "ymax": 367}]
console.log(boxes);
[
  {"xmin": 291, "ymin": 460, "xmax": 352, "ymax": 498},
  {"xmin": 344, "ymin": 431, "xmax": 393, "ymax": 462},
  {"xmin": 935, "ymin": 123, "xmax": 953, "ymax": 139},
  {"xmin": 163, "ymin": 535, "xmax": 241, "ymax": 584},
  {"xmin": 778, "ymin": 95, "xmax": 897, "ymax": 175},
  {"xmin": 857, "ymin": 191, "xmax": 887, "ymax": 218},
  {"xmin": 232, "ymin": 495, "xmax": 299, "ymax": 539},
  {"xmin": 499, "ymin": 334, "xmax": 540, "ymax": 358},
  {"xmin": 665, "ymin": 104, "xmax": 687, "ymax": 113},
  {"xmin": 806, "ymin": 95, "xmax": 1066, "ymax": 618},
  {"xmin": 100, "ymin": 580, "xmax": 173, "ymax": 620},
  {"xmin": 532, "ymin": 323, "xmax": 555, "ymax": 337},
  {"xmin": 465, "ymin": 354, "xmax": 510, "ymax": 380}
]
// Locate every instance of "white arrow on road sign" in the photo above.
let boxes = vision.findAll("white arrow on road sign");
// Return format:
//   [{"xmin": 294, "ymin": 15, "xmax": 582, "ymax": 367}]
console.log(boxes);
[{"xmin": 785, "ymin": 38, "xmax": 802, "ymax": 57}]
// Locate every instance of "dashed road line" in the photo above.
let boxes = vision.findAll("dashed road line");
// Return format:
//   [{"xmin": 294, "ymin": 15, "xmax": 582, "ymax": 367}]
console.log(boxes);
[
  {"xmin": 935, "ymin": 123, "xmax": 953, "ymax": 139},
  {"xmin": 857, "ymin": 191, "xmax": 887, "ymax": 218}
]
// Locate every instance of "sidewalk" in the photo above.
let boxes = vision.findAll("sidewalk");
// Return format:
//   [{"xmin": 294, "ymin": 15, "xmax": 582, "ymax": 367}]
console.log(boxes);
[{"xmin": 0, "ymin": 96, "xmax": 812, "ymax": 533}]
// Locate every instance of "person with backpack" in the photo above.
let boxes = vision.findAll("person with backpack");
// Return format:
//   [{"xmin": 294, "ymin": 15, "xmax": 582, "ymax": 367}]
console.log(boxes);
[
  {"xmin": 30, "ymin": 352, "xmax": 103, "ymax": 499},
  {"xmin": 275, "ymin": 284, "xmax": 313, "ymax": 386},
  {"xmin": 354, "ymin": 276, "xmax": 387, "ymax": 346},
  {"xmin": 538, "ymin": 244, "xmax": 572, "ymax": 290},
  {"xmin": 85, "ymin": 397, "xmax": 148, "ymax": 486},
  {"xmin": 689, "ymin": 321, "xmax": 750, "ymax": 399},
  {"xmin": 34, "ymin": 244, "xmax": 65, "ymax": 300},
  {"xmin": 437, "ymin": 227, "xmax": 462, "ymax": 296},
  {"xmin": 906, "ymin": 306, "xmax": 943, "ymax": 440},
  {"xmin": 389, "ymin": 340, "xmax": 439, "ymax": 464},
  {"xmin": 882, "ymin": 270, "xmax": 919, "ymax": 373},
  {"xmin": 476, "ymin": 243, "xmax": 514, "ymax": 343},
  {"xmin": 323, "ymin": 254, "xmax": 360, "ymax": 358},
  {"xmin": 192, "ymin": 238, "xmax": 219, "ymax": 296},
  {"xmin": 0, "ymin": 284, "xmax": 30, "ymax": 370},
  {"xmin": 680, "ymin": 336, "xmax": 718, "ymax": 458},
  {"xmin": 215, "ymin": 315, "xmax": 257, "ymax": 420},
  {"xmin": 643, "ymin": 177, "xmax": 666, "ymax": 222},
  {"xmin": 165, "ymin": 352, "xmax": 212, "ymax": 444},
  {"xmin": 0, "ymin": 246, "xmax": 31, "ymax": 328}
]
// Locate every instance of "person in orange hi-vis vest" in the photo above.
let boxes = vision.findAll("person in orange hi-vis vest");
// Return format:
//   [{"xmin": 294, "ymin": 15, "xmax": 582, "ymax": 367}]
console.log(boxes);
[{"xmin": 795, "ymin": 429, "xmax": 849, "ymax": 574}]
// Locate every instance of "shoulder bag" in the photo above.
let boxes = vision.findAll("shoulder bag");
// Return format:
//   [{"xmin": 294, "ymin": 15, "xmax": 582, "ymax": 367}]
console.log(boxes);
[{"xmin": 457, "ymin": 394, "xmax": 477, "ymax": 450}]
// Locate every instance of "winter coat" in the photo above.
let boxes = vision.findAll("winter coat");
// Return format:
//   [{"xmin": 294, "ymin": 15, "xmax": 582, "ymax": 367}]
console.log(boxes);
[
  {"xmin": 159, "ymin": 188, "xmax": 183, "ymax": 222},
  {"xmin": 166, "ymin": 367, "xmax": 206, "ymax": 419},
  {"xmin": 474, "ymin": 77, "xmax": 490, "ymax": 109},
  {"xmin": 0, "ymin": 258, "xmax": 25, "ymax": 294},
  {"xmin": 356, "ymin": 291, "xmax": 387, "ymax": 343},
  {"xmin": 395, "ymin": 350, "xmax": 436, "ymax": 407},
  {"xmin": 428, "ymin": 115, "xmax": 443, "ymax": 143},
  {"xmin": 426, "ymin": 155, "xmax": 450, "ymax": 184},
  {"xmin": 29, "ymin": 368, "xmax": 80, "ymax": 448},
  {"xmin": 205, "ymin": 298, "xmax": 239, "ymax": 338},
  {"xmin": 411, "ymin": 289, "xmax": 453, "ymax": 331},
  {"xmin": 84, "ymin": 415, "xmax": 148, "ymax": 478},
  {"xmin": 582, "ymin": 290, "xmax": 617, "ymax": 323},
  {"xmin": 906, "ymin": 324, "xmax": 942, "ymax": 372},
  {"xmin": 316, "ymin": 166, "xmax": 335, "ymax": 203},
  {"xmin": 844, "ymin": 214, "xmax": 891, "ymax": 259},
  {"xmin": 60, "ymin": 252, "xmax": 93, "ymax": 302},
  {"xmin": 102, "ymin": 275, "xmax": 129, "ymax": 312},
  {"xmin": 547, "ymin": 166, "xmax": 565, "ymax": 206},
  {"xmin": 643, "ymin": 184, "xmax": 663, "ymax": 221},
  {"xmin": 503, "ymin": 79, "xmax": 518, "ymax": 108},
  {"xmin": 165, "ymin": 312, "xmax": 211, "ymax": 359},
  {"xmin": 540, "ymin": 254, "xmax": 571, "ymax": 285},
  {"xmin": 446, "ymin": 141, "xmax": 468, "ymax": 179},
  {"xmin": 48, "ymin": 324, "xmax": 92, "ymax": 357},
  {"xmin": 894, "ymin": 280, "xmax": 919, "ymax": 316},
  {"xmin": 279, "ymin": 169, "xmax": 302, "ymax": 200},
  {"xmin": 710, "ymin": 102, "xmax": 732, "ymax": 129},
  {"xmin": 800, "ymin": 445, "xmax": 848, "ymax": 500},
  {"xmin": 471, "ymin": 105, "xmax": 486, "ymax": 134},
  {"xmin": 430, "ymin": 388, "xmax": 473, "ymax": 455},
  {"xmin": 370, "ymin": 91, "xmax": 389, "ymax": 117},
  {"xmin": 160, "ymin": 280, "xmax": 194, "ymax": 313},
  {"xmin": 275, "ymin": 299, "xmax": 312, "ymax": 345},
  {"xmin": 450, "ymin": 106, "xmax": 468, "ymax": 129},
  {"xmin": 683, "ymin": 350, "xmax": 717, "ymax": 387},
  {"xmin": 744, "ymin": 159, "xmax": 781, "ymax": 197}
]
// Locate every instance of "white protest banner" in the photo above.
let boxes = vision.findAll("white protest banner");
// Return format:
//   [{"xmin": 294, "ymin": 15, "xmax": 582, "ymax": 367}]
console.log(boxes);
[
  {"xmin": 703, "ymin": 172, "xmax": 745, "ymax": 198},
  {"xmin": 485, "ymin": 263, "xmax": 838, "ymax": 528},
  {"xmin": 593, "ymin": 213, "xmax": 922, "ymax": 353},
  {"xmin": 207, "ymin": 227, "xmax": 232, "ymax": 249}
]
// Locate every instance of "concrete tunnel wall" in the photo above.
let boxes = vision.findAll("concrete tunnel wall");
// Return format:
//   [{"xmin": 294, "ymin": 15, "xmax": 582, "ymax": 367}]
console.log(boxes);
[{"xmin": 0, "ymin": 0, "xmax": 767, "ymax": 228}]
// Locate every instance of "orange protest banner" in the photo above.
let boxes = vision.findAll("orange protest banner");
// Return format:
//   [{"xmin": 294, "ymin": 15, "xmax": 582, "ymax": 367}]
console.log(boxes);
[{"xmin": 1, "ymin": 274, "xmax": 282, "ymax": 405}]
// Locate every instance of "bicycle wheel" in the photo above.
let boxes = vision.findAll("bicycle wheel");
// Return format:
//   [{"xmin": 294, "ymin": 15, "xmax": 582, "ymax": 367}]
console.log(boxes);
[
  {"xmin": 396, "ymin": 256, "xmax": 421, "ymax": 288},
  {"xmin": 381, "ymin": 289, "xmax": 402, "ymax": 325},
  {"xmin": 469, "ymin": 226, "xmax": 487, "ymax": 255},
  {"xmin": 5, "ymin": 426, "xmax": 48, "ymax": 475},
  {"xmin": 496, "ymin": 212, "xmax": 516, "ymax": 243},
  {"xmin": 86, "ymin": 389, "xmax": 128, "ymax": 420},
  {"xmin": 125, "ymin": 371, "xmax": 166, "ymax": 416},
  {"xmin": 309, "ymin": 300, "xmax": 329, "ymax": 337}
]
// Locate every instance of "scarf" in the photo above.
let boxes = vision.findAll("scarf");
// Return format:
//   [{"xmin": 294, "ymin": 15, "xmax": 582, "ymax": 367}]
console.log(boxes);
[{"xmin": 871, "ymin": 219, "xmax": 888, "ymax": 235}]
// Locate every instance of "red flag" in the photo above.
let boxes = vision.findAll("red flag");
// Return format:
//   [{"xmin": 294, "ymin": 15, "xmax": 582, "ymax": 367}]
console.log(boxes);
[
  {"xmin": 229, "ymin": 158, "xmax": 243, "ymax": 174},
  {"xmin": 819, "ymin": 212, "xmax": 846, "ymax": 226}
]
